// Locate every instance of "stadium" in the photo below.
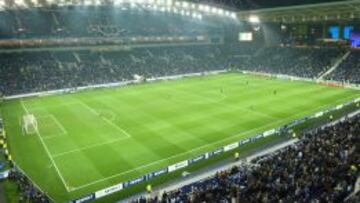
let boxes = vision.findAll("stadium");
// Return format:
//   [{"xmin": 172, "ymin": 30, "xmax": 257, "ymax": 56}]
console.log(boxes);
[{"xmin": 0, "ymin": 0, "xmax": 359, "ymax": 202}]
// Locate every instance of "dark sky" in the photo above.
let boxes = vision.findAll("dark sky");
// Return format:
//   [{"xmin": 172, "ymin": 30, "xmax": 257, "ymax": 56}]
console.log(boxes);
[{"xmin": 190, "ymin": 0, "xmax": 348, "ymax": 10}]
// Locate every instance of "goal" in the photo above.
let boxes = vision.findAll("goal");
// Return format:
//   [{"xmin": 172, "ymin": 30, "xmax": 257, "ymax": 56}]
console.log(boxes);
[{"xmin": 22, "ymin": 114, "xmax": 38, "ymax": 135}]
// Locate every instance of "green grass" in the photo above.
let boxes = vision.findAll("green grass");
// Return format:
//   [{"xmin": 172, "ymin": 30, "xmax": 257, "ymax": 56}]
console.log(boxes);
[{"xmin": 1, "ymin": 73, "xmax": 359, "ymax": 202}]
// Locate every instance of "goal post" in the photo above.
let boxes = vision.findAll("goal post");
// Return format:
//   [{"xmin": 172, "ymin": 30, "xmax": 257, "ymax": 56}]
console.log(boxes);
[{"xmin": 22, "ymin": 114, "xmax": 38, "ymax": 135}]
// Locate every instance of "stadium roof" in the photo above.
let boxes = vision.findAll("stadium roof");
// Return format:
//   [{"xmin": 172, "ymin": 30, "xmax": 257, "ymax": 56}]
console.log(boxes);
[
  {"xmin": 1, "ymin": 0, "xmax": 359, "ymax": 23},
  {"xmin": 189, "ymin": 0, "xmax": 349, "ymax": 10},
  {"xmin": 237, "ymin": 0, "xmax": 360, "ymax": 23}
]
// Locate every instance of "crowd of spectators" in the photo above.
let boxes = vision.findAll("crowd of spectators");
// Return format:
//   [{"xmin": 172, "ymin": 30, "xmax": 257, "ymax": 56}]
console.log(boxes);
[
  {"xmin": 0, "ymin": 45, "xmax": 234, "ymax": 95},
  {"xmin": 1, "ymin": 44, "xmax": 360, "ymax": 96},
  {"xmin": 326, "ymin": 50, "xmax": 360, "ymax": 84},
  {"xmin": 231, "ymin": 46, "xmax": 346, "ymax": 78},
  {"xmin": 7, "ymin": 169, "xmax": 50, "ymax": 203},
  {"xmin": 132, "ymin": 114, "xmax": 360, "ymax": 203}
]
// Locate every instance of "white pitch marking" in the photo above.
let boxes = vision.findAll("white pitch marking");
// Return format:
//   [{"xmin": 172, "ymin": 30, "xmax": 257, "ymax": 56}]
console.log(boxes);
[
  {"xmin": 52, "ymin": 135, "xmax": 130, "ymax": 158},
  {"xmin": 49, "ymin": 114, "xmax": 68, "ymax": 135},
  {"xmin": 20, "ymin": 99, "xmax": 71, "ymax": 192},
  {"xmin": 75, "ymin": 99, "xmax": 131, "ymax": 139},
  {"xmin": 67, "ymin": 96, "xmax": 354, "ymax": 192},
  {"xmin": 35, "ymin": 115, "xmax": 67, "ymax": 140}
]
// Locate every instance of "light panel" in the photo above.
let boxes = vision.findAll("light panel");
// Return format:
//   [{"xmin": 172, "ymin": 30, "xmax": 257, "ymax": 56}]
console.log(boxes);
[
  {"xmin": 14, "ymin": 0, "xmax": 26, "ymax": 7},
  {"xmin": 0, "ymin": 0, "xmax": 238, "ymax": 21},
  {"xmin": 249, "ymin": 15, "xmax": 260, "ymax": 23}
]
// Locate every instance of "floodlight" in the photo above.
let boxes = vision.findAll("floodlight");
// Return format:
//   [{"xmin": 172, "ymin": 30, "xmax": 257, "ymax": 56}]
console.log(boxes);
[
  {"xmin": 46, "ymin": 0, "xmax": 57, "ymax": 5},
  {"xmin": 231, "ymin": 12, "xmax": 237, "ymax": 19},
  {"xmin": 114, "ymin": 0, "xmax": 123, "ymax": 5},
  {"xmin": 182, "ymin": 2, "xmax": 188, "ymax": 8},
  {"xmin": 84, "ymin": 0, "xmax": 92, "ymax": 6},
  {"xmin": 211, "ymin": 7, "xmax": 218, "ymax": 14},
  {"xmin": 166, "ymin": 0, "xmax": 172, "ymax": 6},
  {"xmin": 218, "ymin": 9, "xmax": 224, "ymax": 15},
  {"xmin": 204, "ymin": 5, "xmax": 210, "ymax": 12},
  {"xmin": 30, "ymin": 0, "xmax": 38, "ymax": 6},
  {"xmin": 249, "ymin": 15, "xmax": 260, "ymax": 23},
  {"xmin": 94, "ymin": 0, "xmax": 101, "ymax": 5},
  {"xmin": 14, "ymin": 0, "xmax": 26, "ymax": 7},
  {"xmin": 156, "ymin": 0, "xmax": 165, "ymax": 5}
]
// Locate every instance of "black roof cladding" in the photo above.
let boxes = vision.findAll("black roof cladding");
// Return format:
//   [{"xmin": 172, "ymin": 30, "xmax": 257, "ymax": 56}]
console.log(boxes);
[{"xmin": 189, "ymin": 0, "xmax": 348, "ymax": 10}]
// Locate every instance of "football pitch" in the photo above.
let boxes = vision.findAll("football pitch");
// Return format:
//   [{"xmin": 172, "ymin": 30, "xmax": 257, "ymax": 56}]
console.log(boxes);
[{"xmin": 1, "ymin": 73, "xmax": 360, "ymax": 202}]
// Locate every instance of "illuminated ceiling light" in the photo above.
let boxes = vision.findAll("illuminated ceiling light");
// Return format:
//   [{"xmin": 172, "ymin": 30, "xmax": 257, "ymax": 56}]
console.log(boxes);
[
  {"xmin": 203, "ymin": 5, "xmax": 210, "ymax": 12},
  {"xmin": 175, "ymin": 1, "xmax": 180, "ymax": 7},
  {"xmin": 94, "ymin": 0, "xmax": 101, "ymax": 6},
  {"xmin": 30, "ymin": 0, "xmax": 38, "ymax": 6},
  {"xmin": 0, "ymin": 1, "xmax": 4, "ymax": 10},
  {"xmin": 231, "ymin": 12, "xmax": 237, "ymax": 19},
  {"xmin": 198, "ymin": 5, "xmax": 203, "ymax": 11},
  {"xmin": 157, "ymin": 0, "xmax": 165, "ymax": 5},
  {"xmin": 180, "ymin": 9, "xmax": 185, "ymax": 16},
  {"xmin": 191, "ymin": 3, "xmax": 195, "ymax": 9},
  {"xmin": 130, "ymin": 2, "xmax": 137, "ymax": 7},
  {"xmin": 218, "ymin": 9, "xmax": 224, "ymax": 15},
  {"xmin": 211, "ymin": 7, "xmax": 218, "ymax": 14},
  {"xmin": 166, "ymin": 0, "xmax": 172, "ymax": 6},
  {"xmin": 84, "ymin": 0, "xmax": 92, "ymax": 6},
  {"xmin": 182, "ymin": 1, "xmax": 188, "ymax": 8},
  {"xmin": 46, "ymin": 0, "xmax": 57, "ymax": 5},
  {"xmin": 15, "ymin": 0, "xmax": 27, "ymax": 7},
  {"xmin": 249, "ymin": 15, "xmax": 260, "ymax": 23}
]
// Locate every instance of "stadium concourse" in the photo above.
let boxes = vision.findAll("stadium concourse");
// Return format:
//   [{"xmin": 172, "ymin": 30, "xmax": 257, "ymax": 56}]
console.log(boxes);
[{"xmin": 0, "ymin": 0, "xmax": 360, "ymax": 203}]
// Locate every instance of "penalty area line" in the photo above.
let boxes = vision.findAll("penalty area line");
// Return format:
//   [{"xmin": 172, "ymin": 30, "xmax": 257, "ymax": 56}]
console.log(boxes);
[
  {"xmin": 20, "ymin": 100, "xmax": 71, "ymax": 192},
  {"xmin": 75, "ymin": 98, "xmax": 132, "ymax": 139}
]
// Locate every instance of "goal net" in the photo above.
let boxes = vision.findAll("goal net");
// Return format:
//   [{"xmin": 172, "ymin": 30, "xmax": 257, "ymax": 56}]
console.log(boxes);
[{"xmin": 22, "ymin": 114, "xmax": 38, "ymax": 135}]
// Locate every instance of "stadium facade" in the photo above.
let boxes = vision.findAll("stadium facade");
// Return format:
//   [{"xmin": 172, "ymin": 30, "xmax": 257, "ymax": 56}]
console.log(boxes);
[{"xmin": 0, "ymin": 0, "xmax": 359, "ymax": 202}]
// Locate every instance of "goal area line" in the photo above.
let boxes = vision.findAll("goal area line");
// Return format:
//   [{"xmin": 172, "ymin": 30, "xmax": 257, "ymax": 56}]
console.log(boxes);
[{"xmin": 20, "ymin": 99, "xmax": 71, "ymax": 192}]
